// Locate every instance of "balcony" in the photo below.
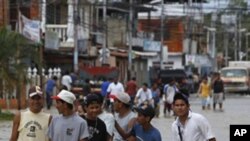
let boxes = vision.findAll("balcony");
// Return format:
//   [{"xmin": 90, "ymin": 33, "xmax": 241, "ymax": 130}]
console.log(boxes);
[{"xmin": 46, "ymin": 24, "xmax": 74, "ymax": 48}]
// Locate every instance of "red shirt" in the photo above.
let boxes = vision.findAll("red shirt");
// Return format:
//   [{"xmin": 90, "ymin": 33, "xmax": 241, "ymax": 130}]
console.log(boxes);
[{"xmin": 126, "ymin": 80, "xmax": 137, "ymax": 96}]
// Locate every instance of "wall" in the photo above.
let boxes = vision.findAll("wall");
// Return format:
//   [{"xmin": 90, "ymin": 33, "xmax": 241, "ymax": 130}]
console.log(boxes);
[{"xmin": 138, "ymin": 18, "xmax": 184, "ymax": 53}]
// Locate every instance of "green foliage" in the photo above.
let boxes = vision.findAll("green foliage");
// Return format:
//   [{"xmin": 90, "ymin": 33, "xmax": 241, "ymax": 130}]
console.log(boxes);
[
  {"xmin": 0, "ymin": 111, "xmax": 14, "ymax": 121},
  {"xmin": 0, "ymin": 27, "xmax": 40, "ymax": 99},
  {"xmin": 230, "ymin": 0, "xmax": 247, "ymax": 7}
]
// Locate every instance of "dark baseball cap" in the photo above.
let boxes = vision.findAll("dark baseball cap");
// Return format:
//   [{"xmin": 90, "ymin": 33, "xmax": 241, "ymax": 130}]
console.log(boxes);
[
  {"xmin": 135, "ymin": 104, "xmax": 155, "ymax": 118},
  {"xmin": 28, "ymin": 86, "xmax": 43, "ymax": 97},
  {"xmin": 85, "ymin": 94, "xmax": 102, "ymax": 106}
]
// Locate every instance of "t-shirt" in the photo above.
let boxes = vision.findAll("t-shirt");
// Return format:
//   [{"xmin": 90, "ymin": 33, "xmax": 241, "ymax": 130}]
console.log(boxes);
[
  {"xmin": 126, "ymin": 80, "xmax": 137, "ymax": 96},
  {"xmin": 107, "ymin": 82, "xmax": 124, "ymax": 95},
  {"xmin": 17, "ymin": 110, "xmax": 50, "ymax": 141},
  {"xmin": 46, "ymin": 79, "xmax": 56, "ymax": 93},
  {"xmin": 86, "ymin": 118, "xmax": 107, "ymax": 141},
  {"xmin": 213, "ymin": 80, "xmax": 224, "ymax": 93},
  {"xmin": 47, "ymin": 113, "xmax": 89, "ymax": 141},
  {"xmin": 130, "ymin": 123, "xmax": 162, "ymax": 141},
  {"xmin": 98, "ymin": 111, "xmax": 115, "ymax": 136},
  {"xmin": 164, "ymin": 85, "xmax": 178, "ymax": 104},
  {"xmin": 135, "ymin": 88, "xmax": 153, "ymax": 106},
  {"xmin": 113, "ymin": 111, "xmax": 137, "ymax": 141},
  {"xmin": 101, "ymin": 81, "xmax": 111, "ymax": 97},
  {"xmin": 61, "ymin": 75, "xmax": 72, "ymax": 90}
]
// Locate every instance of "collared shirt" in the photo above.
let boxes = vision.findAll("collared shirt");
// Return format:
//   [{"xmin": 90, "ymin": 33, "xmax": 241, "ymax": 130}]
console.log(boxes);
[{"xmin": 171, "ymin": 111, "xmax": 215, "ymax": 141}]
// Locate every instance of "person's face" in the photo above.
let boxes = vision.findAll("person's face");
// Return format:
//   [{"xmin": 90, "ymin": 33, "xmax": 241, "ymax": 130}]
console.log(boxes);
[
  {"xmin": 55, "ymin": 100, "xmax": 65, "ymax": 114},
  {"xmin": 29, "ymin": 95, "xmax": 44, "ymax": 113},
  {"xmin": 85, "ymin": 103, "xmax": 101, "ymax": 119},
  {"xmin": 77, "ymin": 105, "xmax": 84, "ymax": 115},
  {"xmin": 142, "ymin": 85, "xmax": 147, "ymax": 91},
  {"xmin": 173, "ymin": 99, "xmax": 189, "ymax": 117},
  {"xmin": 136, "ymin": 113, "xmax": 149, "ymax": 125},
  {"xmin": 113, "ymin": 99, "xmax": 122, "ymax": 112}
]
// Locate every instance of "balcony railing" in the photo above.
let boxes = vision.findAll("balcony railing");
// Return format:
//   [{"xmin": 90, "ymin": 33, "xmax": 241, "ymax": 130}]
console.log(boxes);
[{"xmin": 46, "ymin": 24, "xmax": 74, "ymax": 48}]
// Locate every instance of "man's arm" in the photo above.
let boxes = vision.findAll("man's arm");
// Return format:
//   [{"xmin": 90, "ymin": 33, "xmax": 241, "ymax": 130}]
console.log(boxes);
[
  {"xmin": 114, "ymin": 118, "xmax": 136, "ymax": 139},
  {"xmin": 9, "ymin": 111, "xmax": 21, "ymax": 141}
]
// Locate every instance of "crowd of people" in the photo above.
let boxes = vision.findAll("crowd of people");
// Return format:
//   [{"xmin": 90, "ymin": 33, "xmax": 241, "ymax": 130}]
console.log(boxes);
[{"xmin": 9, "ymin": 71, "xmax": 224, "ymax": 141}]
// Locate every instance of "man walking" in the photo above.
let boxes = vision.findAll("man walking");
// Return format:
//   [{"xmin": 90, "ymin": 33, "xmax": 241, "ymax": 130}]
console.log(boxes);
[
  {"xmin": 126, "ymin": 77, "xmax": 137, "ymax": 105},
  {"xmin": 45, "ymin": 76, "xmax": 58, "ymax": 109},
  {"xmin": 211, "ymin": 72, "xmax": 224, "ymax": 111}
]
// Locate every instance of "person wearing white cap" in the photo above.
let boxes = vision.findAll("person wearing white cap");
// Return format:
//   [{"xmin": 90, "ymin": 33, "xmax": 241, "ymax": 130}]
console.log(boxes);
[
  {"xmin": 10, "ymin": 86, "xmax": 52, "ymax": 141},
  {"xmin": 112, "ymin": 92, "xmax": 137, "ymax": 141},
  {"xmin": 48, "ymin": 90, "xmax": 89, "ymax": 141}
]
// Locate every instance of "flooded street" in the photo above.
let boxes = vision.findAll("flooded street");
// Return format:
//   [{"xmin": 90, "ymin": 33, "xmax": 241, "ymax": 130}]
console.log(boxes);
[{"xmin": 0, "ymin": 121, "xmax": 12, "ymax": 141}]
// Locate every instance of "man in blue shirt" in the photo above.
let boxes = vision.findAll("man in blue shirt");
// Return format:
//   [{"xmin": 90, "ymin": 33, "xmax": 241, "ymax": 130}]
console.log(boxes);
[
  {"xmin": 45, "ymin": 76, "xmax": 58, "ymax": 109},
  {"xmin": 101, "ymin": 78, "xmax": 112, "ymax": 97},
  {"xmin": 128, "ymin": 103, "xmax": 162, "ymax": 141}
]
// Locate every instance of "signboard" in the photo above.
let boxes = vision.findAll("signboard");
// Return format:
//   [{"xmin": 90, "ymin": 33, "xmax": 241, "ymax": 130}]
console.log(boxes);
[{"xmin": 143, "ymin": 40, "xmax": 161, "ymax": 52}]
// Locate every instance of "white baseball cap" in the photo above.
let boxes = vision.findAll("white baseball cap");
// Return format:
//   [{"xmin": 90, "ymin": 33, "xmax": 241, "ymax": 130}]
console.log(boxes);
[
  {"xmin": 52, "ymin": 90, "xmax": 76, "ymax": 105},
  {"xmin": 110, "ymin": 92, "xmax": 131, "ymax": 105}
]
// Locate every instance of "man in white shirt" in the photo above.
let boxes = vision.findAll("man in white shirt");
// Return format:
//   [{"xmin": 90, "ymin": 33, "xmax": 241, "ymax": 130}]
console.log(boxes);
[
  {"xmin": 107, "ymin": 78, "xmax": 124, "ymax": 96},
  {"xmin": 171, "ymin": 92, "xmax": 216, "ymax": 141},
  {"xmin": 134, "ymin": 83, "xmax": 153, "ymax": 107},
  {"xmin": 61, "ymin": 70, "xmax": 72, "ymax": 91},
  {"xmin": 106, "ymin": 78, "xmax": 124, "ymax": 112}
]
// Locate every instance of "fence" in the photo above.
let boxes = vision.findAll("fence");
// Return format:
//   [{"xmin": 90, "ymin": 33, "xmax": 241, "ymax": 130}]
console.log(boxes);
[{"xmin": 0, "ymin": 67, "xmax": 62, "ymax": 109}]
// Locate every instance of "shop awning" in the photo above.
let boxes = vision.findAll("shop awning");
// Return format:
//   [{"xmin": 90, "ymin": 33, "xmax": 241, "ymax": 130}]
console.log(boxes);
[{"xmin": 133, "ymin": 51, "xmax": 158, "ymax": 57}]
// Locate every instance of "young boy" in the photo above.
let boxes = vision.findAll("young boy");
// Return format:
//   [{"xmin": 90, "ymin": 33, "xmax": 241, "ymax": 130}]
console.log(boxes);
[
  {"xmin": 171, "ymin": 92, "xmax": 216, "ymax": 141},
  {"xmin": 83, "ymin": 94, "xmax": 109, "ymax": 141},
  {"xmin": 128, "ymin": 103, "xmax": 162, "ymax": 141}
]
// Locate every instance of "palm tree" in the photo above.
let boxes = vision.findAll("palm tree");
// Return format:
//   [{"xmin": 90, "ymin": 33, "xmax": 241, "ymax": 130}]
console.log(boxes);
[{"xmin": 0, "ymin": 27, "xmax": 40, "ymax": 111}]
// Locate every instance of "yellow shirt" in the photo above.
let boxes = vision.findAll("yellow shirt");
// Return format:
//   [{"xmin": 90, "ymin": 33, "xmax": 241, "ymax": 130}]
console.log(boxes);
[
  {"xmin": 200, "ymin": 83, "xmax": 211, "ymax": 98},
  {"xmin": 17, "ymin": 110, "xmax": 50, "ymax": 141}
]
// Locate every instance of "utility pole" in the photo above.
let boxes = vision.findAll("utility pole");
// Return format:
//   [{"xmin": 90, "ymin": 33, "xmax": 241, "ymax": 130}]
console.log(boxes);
[
  {"xmin": 234, "ymin": 11, "xmax": 238, "ymax": 61},
  {"xmin": 160, "ymin": 0, "xmax": 164, "ymax": 69},
  {"xmin": 73, "ymin": 0, "xmax": 79, "ymax": 72},
  {"xmin": 224, "ymin": 28, "xmax": 228, "ymax": 66},
  {"xmin": 211, "ymin": 12, "xmax": 217, "ymax": 71},
  {"xmin": 128, "ymin": 0, "xmax": 133, "ymax": 80},
  {"xmin": 102, "ymin": 0, "xmax": 107, "ymax": 65},
  {"xmin": 246, "ymin": 32, "xmax": 250, "ymax": 61}
]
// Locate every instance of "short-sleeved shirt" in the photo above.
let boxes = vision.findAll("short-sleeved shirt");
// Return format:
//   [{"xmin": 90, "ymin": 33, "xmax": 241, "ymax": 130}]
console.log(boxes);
[
  {"xmin": 46, "ymin": 79, "xmax": 56, "ymax": 93},
  {"xmin": 107, "ymin": 82, "xmax": 124, "ymax": 95},
  {"xmin": 130, "ymin": 123, "xmax": 162, "ymax": 141},
  {"xmin": 113, "ymin": 111, "xmax": 137, "ymax": 141},
  {"xmin": 101, "ymin": 81, "xmax": 111, "ymax": 97},
  {"xmin": 86, "ymin": 118, "xmax": 107, "ymax": 141},
  {"xmin": 98, "ymin": 111, "xmax": 115, "ymax": 136},
  {"xmin": 61, "ymin": 75, "xmax": 72, "ymax": 90},
  {"xmin": 171, "ymin": 111, "xmax": 215, "ymax": 141},
  {"xmin": 47, "ymin": 113, "xmax": 89, "ymax": 141},
  {"xmin": 135, "ymin": 88, "xmax": 153, "ymax": 106}
]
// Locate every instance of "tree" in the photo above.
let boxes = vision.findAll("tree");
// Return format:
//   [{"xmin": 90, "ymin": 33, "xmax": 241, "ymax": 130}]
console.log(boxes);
[{"xmin": 0, "ymin": 27, "xmax": 40, "ymax": 110}]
